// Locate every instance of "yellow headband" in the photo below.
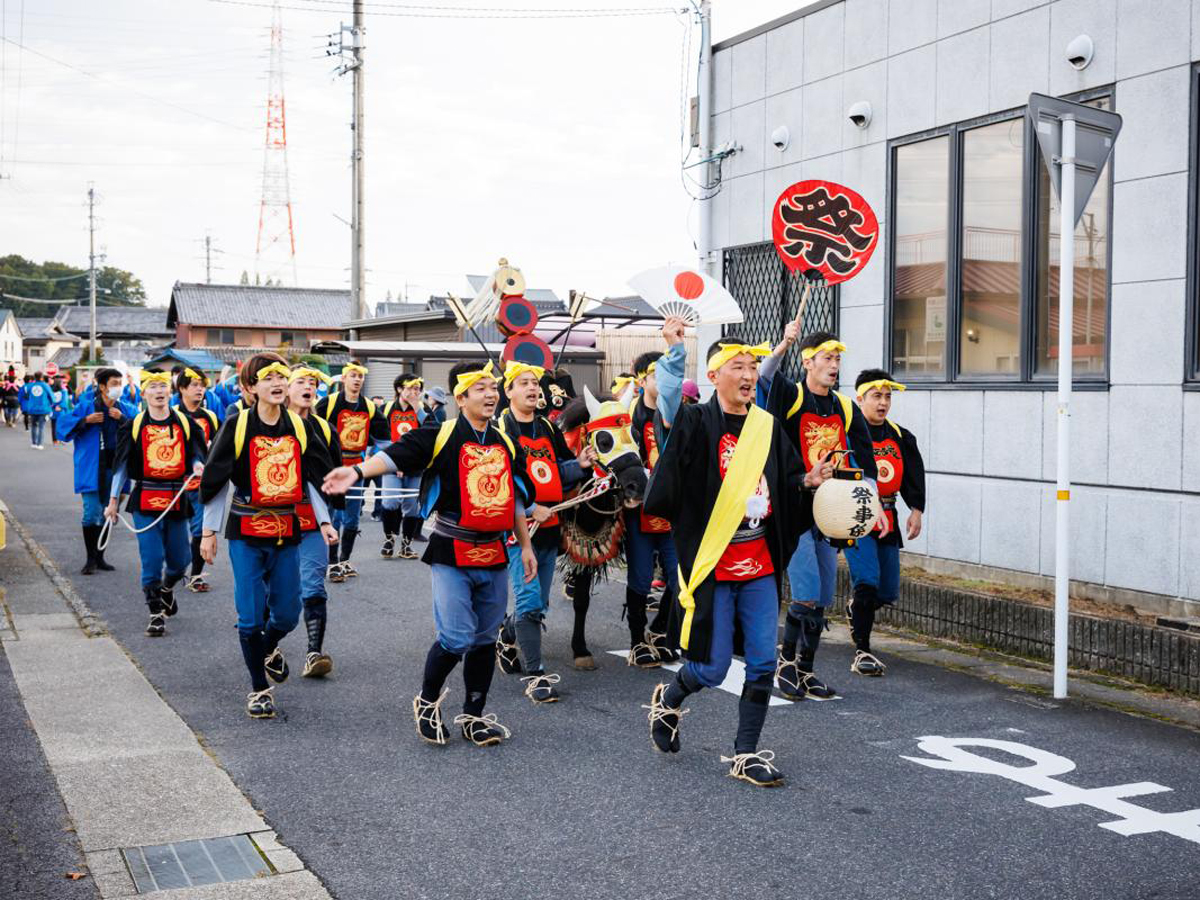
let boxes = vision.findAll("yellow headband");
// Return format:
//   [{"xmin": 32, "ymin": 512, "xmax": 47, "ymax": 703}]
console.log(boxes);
[
  {"xmin": 801, "ymin": 339, "xmax": 847, "ymax": 360},
  {"xmin": 706, "ymin": 341, "xmax": 771, "ymax": 373},
  {"xmin": 342, "ymin": 363, "xmax": 368, "ymax": 377},
  {"xmin": 400, "ymin": 376, "xmax": 423, "ymax": 388},
  {"xmin": 253, "ymin": 362, "xmax": 293, "ymax": 384},
  {"xmin": 611, "ymin": 375, "xmax": 635, "ymax": 394},
  {"xmin": 289, "ymin": 366, "xmax": 330, "ymax": 385},
  {"xmin": 636, "ymin": 360, "xmax": 657, "ymax": 380},
  {"xmin": 503, "ymin": 361, "xmax": 545, "ymax": 388},
  {"xmin": 856, "ymin": 378, "xmax": 906, "ymax": 399},
  {"xmin": 140, "ymin": 371, "xmax": 172, "ymax": 387},
  {"xmin": 453, "ymin": 361, "xmax": 496, "ymax": 397},
  {"xmin": 182, "ymin": 367, "xmax": 208, "ymax": 386}
]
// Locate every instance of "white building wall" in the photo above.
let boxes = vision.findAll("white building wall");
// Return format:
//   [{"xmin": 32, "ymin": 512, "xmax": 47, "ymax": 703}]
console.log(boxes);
[{"xmin": 713, "ymin": 0, "xmax": 1200, "ymax": 611}]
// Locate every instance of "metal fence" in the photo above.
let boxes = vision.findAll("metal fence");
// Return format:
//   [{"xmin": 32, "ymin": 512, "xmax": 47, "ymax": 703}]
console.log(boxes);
[{"xmin": 721, "ymin": 242, "xmax": 839, "ymax": 380}]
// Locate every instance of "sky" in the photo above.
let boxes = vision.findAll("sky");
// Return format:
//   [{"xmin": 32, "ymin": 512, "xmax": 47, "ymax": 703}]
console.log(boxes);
[{"xmin": 0, "ymin": 0, "xmax": 809, "ymax": 311}]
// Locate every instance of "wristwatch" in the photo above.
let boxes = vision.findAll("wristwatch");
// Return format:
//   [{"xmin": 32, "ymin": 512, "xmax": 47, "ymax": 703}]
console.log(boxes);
[{"xmin": 352, "ymin": 464, "xmax": 365, "ymax": 482}]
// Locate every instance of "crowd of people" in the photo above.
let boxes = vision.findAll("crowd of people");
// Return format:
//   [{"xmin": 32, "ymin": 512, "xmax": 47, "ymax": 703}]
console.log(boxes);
[{"xmin": 37, "ymin": 316, "xmax": 925, "ymax": 788}]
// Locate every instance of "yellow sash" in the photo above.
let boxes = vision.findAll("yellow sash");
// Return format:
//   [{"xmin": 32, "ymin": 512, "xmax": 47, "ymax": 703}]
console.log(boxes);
[{"xmin": 677, "ymin": 405, "xmax": 773, "ymax": 649}]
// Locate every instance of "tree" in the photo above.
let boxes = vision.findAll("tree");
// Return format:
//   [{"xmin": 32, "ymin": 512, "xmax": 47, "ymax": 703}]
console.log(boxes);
[{"xmin": 0, "ymin": 255, "xmax": 147, "ymax": 317}]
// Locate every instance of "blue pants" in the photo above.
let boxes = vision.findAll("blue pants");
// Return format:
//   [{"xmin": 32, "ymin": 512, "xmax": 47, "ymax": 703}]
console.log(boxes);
[
  {"xmin": 80, "ymin": 468, "xmax": 115, "ymax": 526},
  {"xmin": 381, "ymin": 472, "xmax": 421, "ymax": 517},
  {"xmin": 332, "ymin": 495, "xmax": 363, "ymax": 534},
  {"xmin": 625, "ymin": 517, "xmax": 679, "ymax": 596},
  {"xmin": 228, "ymin": 539, "xmax": 301, "ymax": 637},
  {"xmin": 29, "ymin": 414, "xmax": 46, "ymax": 446},
  {"xmin": 506, "ymin": 542, "xmax": 557, "ymax": 621},
  {"xmin": 188, "ymin": 493, "xmax": 204, "ymax": 539},
  {"xmin": 786, "ymin": 526, "xmax": 838, "ymax": 611},
  {"xmin": 684, "ymin": 575, "xmax": 779, "ymax": 688},
  {"xmin": 298, "ymin": 528, "xmax": 328, "ymax": 602},
  {"xmin": 843, "ymin": 535, "xmax": 901, "ymax": 604},
  {"xmin": 430, "ymin": 563, "xmax": 508, "ymax": 655},
  {"xmin": 131, "ymin": 512, "xmax": 191, "ymax": 589}
]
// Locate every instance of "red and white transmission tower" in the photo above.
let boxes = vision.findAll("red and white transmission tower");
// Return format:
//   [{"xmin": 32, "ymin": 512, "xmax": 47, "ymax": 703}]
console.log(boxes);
[{"xmin": 255, "ymin": 1, "xmax": 298, "ymax": 286}]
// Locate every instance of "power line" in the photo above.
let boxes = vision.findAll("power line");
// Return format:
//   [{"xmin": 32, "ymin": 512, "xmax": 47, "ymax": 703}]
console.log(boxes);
[
  {"xmin": 0, "ymin": 270, "xmax": 88, "ymax": 282},
  {"xmin": 210, "ymin": 0, "xmax": 682, "ymax": 19},
  {"xmin": 0, "ymin": 35, "xmax": 254, "ymax": 132}
]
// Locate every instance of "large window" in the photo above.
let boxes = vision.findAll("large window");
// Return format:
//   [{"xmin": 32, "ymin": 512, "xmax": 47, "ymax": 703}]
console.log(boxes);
[
  {"xmin": 892, "ymin": 137, "xmax": 949, "ymax": 378},
  {"xmin": 888, "ymin": 94, "xmax": 1112, "ymax": 385}
]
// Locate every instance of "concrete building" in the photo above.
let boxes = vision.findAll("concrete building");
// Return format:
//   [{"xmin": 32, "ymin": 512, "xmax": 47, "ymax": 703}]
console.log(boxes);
[{"xmin": 711, "ymin": 0, "xmax": 1200, "ymax": 615}]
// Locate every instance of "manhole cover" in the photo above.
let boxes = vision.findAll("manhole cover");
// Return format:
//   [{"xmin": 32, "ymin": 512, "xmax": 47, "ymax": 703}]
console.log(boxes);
[{"xmin": 120, "ymin": 834, "xmax": 273, "ymax": 893}]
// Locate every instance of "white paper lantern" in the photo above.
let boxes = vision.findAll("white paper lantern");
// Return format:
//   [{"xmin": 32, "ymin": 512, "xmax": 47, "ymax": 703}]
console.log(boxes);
[{"xmin": 812, "ymin": 472, "xmax": 882, "ymax": 541}]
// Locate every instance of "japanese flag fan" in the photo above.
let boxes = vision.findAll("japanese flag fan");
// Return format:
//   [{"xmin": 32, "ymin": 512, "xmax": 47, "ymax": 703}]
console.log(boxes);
[{"xmin": 627, "ymin": 266, "xmax": 743, "ymax": 327}]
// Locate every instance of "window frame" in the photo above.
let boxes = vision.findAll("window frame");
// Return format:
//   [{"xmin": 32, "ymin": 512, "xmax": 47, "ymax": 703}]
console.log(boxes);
[
  {"xmin": 1186, "ymin": 64, "xmax": 1200, "ymax": 385},
  {"xmin": 884, "ymin": 88, "xmax": 1115, "ymax": 390}
]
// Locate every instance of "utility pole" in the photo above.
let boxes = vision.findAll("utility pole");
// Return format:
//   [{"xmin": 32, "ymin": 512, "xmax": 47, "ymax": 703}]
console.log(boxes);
[
  {"xmin": 87, "ymin": 184, "xmax": 97, "ymax": 363},
  {"xmin": 205, "ymin": 234, "xmax": 213, "ymax": 283},
  {"xmin": 350, "ymin": 0, "xmax": 366, "ymax": 322},
  {"xmin": 693, "ymin": 0, "xmax": 715, "ymax": 389}
]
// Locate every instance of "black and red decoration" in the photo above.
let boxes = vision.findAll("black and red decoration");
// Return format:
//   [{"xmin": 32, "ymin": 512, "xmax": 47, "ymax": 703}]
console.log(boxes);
[{"xmin": 497, "ymin": 290, "xmax": 553, "ymax": 369}]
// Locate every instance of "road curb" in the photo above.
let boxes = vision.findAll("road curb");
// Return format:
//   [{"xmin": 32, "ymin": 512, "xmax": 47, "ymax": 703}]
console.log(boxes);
[{"xmin": 0, "ymin": 500, "xmax": 108, "ymax": 638}]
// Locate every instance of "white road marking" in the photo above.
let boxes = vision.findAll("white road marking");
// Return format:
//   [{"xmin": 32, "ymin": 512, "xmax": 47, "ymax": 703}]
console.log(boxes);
[
  {"xmin": 903, "ymin": 736, "xmax": 1200, "ymax": 846},
  {"xmin": 607, "ymin": 650, "xmax": 789, "ymax": 706}
]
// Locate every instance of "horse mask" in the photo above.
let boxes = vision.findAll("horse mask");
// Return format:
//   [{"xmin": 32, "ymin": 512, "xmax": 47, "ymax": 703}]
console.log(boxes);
[{"xmin": 581, "ymin": 385, "xmax": 647, "ymax": 505}]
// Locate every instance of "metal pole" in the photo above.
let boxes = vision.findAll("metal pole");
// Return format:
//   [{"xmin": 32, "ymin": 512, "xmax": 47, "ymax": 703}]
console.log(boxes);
[
  {"xmin": 694, "ymin": 0, "xmax": 717, "ymax": 389},
  {"xmin": 1053, "ymin": 116, "xmax": 1076, "ymax": 700},
  {"xmin": 88, "ymin": 184, "xmax": 97, "ymax": 363},
  {"xmin": 696, "ymin": 0, "xmax": 712, "ymax": 277},
  {"xmin": 350, "ymin": 0, "xmax": 366, "ymax": 322},
  {"xmin": 205, "ymin": 234, "xmax": 213, "ymax": 284}
]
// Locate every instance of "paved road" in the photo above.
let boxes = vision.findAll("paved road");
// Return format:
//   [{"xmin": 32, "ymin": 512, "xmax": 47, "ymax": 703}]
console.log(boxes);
[{"xmin": 1, "ymin": 425, "xmax": 1197, "ymax": 900}]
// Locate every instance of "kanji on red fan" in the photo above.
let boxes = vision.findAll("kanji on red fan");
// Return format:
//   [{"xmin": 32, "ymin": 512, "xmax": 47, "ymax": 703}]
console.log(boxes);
[{"xmin": 770, "ymin": 179, "xmax": 879, "ymax": 284}]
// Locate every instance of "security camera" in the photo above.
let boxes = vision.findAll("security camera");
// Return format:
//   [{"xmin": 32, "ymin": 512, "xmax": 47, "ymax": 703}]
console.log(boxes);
[
  {"xmin": 1066, "ymin": 34, "xmax": 1093, "ymax": 70},
  {"xmin": 847, "ymin": 100, "xmax": 872, "ymax": 129},
  {"xmin": 770, "ymin": 125, "xmax": 790, "ymax": 151}
]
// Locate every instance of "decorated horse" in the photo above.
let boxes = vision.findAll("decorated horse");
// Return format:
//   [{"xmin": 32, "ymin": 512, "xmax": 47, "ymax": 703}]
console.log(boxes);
[{"xmin": 553, "ymin": 387, "xmax": 648, "ymax": 669}]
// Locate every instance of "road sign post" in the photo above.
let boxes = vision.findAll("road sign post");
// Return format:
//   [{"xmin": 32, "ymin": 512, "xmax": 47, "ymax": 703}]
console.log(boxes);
[{"xmin": 1027, "ymin": 94, "xmax": 1121, "ymax": 699}]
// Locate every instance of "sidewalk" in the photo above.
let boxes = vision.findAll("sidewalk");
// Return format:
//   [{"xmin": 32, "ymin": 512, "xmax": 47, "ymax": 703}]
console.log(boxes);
[{"xmin": 0, "ymin": 501, "xmax": 333, "ymax": 900}]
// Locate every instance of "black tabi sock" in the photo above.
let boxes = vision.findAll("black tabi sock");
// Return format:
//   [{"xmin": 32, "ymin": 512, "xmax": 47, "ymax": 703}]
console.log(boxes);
[
  {"xmin": 514, "ymin": 616, "xmax": 543, "ymax": 675},
  {"xmin": 663, "ymin": 666, "xmax": 702, "ymax": 709},
  {"xmin": 781, "ymin": 612, "xmax": 804, "ymax": 660},
  {"xmin": 461, "ymin": 644, "xmax": 496, "ymax": 716},
  {"xmin": 850, "ymin": 583, "xmax": 879, "ymax": 652},
  {"xmin": 190, "ymin": 537, "xmax": 205, "ymax": 576},
  {"xmin": 262, "ymin": 624, "xmax": 290, "ymax": 657},
  {"xmin": 571, "ymin": 575, "xmax": 592, "ymax": 656},
  {"xmin": 421, "ymin": 642, "xmax": 461, "ymax": 701},
  {"xmin": 625, "ymin": 586, "xmax": 648, "ymax": 645},
  {"xmin": 798, "ymin": 608, "xmax": 826, "ymax": 673},
  {"xmin": 328, "ymin": 543, "xmax": 339, "ymax": 566},
  {"xmin": 380, "ymin": 508, "xmax": 396, "ymax": 537},
  {"xmin": 303, "ymin": 597, "xmax": 327, "ymax": 653},
  {"xmin": 239, "ymin": 631, "xmax": 270, "ymax": 692},
  {"xmin": 81, "ymin": 525, "xmax": 98, "ymax": 565},
  {"xmin": 339, "ymin": 529, "xmax": 358, "ymax": 563},
  {"xmin": 734, "ymin": 676, "xmax": 774, "ymax": 754},
  {"xmin": 143, "ymin": 584, "xmax": 164, "ymax": 614}
]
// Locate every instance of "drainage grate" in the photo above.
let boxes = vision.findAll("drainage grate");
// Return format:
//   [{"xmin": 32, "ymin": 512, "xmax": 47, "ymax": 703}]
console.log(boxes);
[{"xmin": 120, "ymin": 834, "xmax": 273, "ymax": 893}]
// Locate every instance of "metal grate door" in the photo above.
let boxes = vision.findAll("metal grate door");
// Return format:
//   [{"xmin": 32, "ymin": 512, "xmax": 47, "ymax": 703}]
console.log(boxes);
[{"xmin": 721, "ymin": 242, "xmax": 839, "ymax": 380}]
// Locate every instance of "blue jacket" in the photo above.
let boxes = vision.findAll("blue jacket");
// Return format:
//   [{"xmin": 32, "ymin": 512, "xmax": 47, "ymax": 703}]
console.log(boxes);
[
  {"xmin": 50, "ymin": 386, "xmax": 73, "ymax": 420},
  {"xmin": 58, "ymin": 386, "xmax": 138, "ymax": 494},
  {"xmin": 23, "ymin": 381, "xmax": 53, "ymax": 416},
  {"xmin": 18, "ymin": 383, "xmax": 29, "ymax": 412}
]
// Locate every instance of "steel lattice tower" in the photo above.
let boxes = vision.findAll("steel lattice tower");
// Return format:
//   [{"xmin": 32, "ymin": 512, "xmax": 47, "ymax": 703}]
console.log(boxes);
[{"xmin": 255, "ymin": 1, "xmax": 298, "ymax": 286}]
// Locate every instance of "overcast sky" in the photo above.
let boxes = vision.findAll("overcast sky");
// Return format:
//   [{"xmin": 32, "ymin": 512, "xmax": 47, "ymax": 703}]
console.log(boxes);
[{"xmin": 0, "ymin": 0, "xmax": 809, "ymax": 311}]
